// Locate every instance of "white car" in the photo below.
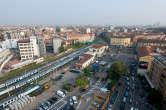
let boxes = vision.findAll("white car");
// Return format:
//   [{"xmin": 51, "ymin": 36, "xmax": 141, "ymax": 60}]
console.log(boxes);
[
  {"xmin": 56, "ymin": 90, "xmax": 65, "ymax": 98},
  {"xmin": 69, "ymin": 98, "xmax": 73, "ymax": 105},
  {"xmin": 108, "ymin": 104, "xmax": 112, "ymax": 110},
  {"xmin": 72, "ymin": 96, "xmax": 78, "ymax": 104}
]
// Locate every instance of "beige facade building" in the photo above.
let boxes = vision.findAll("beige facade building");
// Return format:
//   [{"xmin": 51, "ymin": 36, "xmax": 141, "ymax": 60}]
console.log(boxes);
[
  {"xmin": 65, "ymin": 33, "xmax": 95, "ymax": 43},
  {"xmin": 137, "ymin": 46, "xmax": 155, "ymax": 71},
  {"xmin": 110, "ymin": 36, "xmax": 131, "ymax": 47}
]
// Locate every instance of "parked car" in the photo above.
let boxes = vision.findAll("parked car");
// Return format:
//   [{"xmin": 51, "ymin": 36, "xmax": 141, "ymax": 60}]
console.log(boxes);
[
  {"xmin": 36, "ymin": 107, "xmax": 44, "ymax": 110},
  {"xmin": 129, "ymin": 97, "xmax": 132, "ymax": 104},
  {"xmin": 69, "ymin": 98, "xmax": 73, "ymax": 106},
  {"xmin": 61, "ymin": 72, "xmax": 66, "ymax": 74},
  {"xmin": 125, "ymin": 91, "xmax": 128, "ymax": 97},
  {"xmin": 122, "ymin": 97, "xmax": 126, "ymax": 103},
  {"xmin": 51, "ymin": 97, "xmax": 57, "ymax": 102},
  {"xmin": 57, "ymin": 90, "xmax": 65, "ymax": 98},
  {"xmin": 126, "ymin": 77, "xmax": 129, "ymax": 81},
  {"xmin": 41, "ymin": 103, "xmax": 48, "ymax": 110},
  {"xmin": 54, "ymin": 75, "xmax": 63, "ymax": 81},
  {"xmin": 92, "ymin": 102, "xmax": 99, "ymax": 108},
  {"xmin": 108, "ymin": 104, "xmax": 112, "ymax": 110},
  {"xmin": 48, "ymin": 99, "xmax": 54, "ymax": 104},
  {"xmin": 45, "ymin": 101, "xmax": 51, "ymax": 107},
  {"xmin": 72, "ymin": 96, "xmax": 78, "ymax": 104},
  {"xmin": 130, "ymin": 107, "xmax": 134, "ymax": 110}
]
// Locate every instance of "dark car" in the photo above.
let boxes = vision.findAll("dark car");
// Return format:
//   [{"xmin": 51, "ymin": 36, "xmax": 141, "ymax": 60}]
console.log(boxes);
[
  {"xmin": 54, "ymin": 75, "xmax": 63, "ymax": 81},
  {"xmin": 51, "ymin": 97, "xmax": 58, "ymax": 102},
  {"xmin": 80, "ymin": 89, "xmax": 87, "ymax": 93},
  {"xmin": 61, "ymin": 72, "xmax": 66, "ymax": 74}
]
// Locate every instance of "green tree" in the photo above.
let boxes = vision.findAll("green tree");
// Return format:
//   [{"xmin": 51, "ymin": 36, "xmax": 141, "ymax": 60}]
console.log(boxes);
[
  {"xmin": 59, "ymin": 46, "xmax": 65, "ymax": 52},
  {"xmin": 63, "ymin": 81, "xmax": 72, "ymax": 92},
  {"xmin": 76, "ymin": 75, "xmax": 89, "ymax": 89},
  {"xmin": 84, "ymin": 67, "xmax": 93, "ymax": 77},
  {"xmin": 108, "ymin": 61, "xmax": 127, "ymax": 80}
]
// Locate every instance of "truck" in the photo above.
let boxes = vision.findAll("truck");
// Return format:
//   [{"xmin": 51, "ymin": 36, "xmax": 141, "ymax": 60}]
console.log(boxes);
[{"xmin": 56, "ymin": 90, "xmax": 65, "ymax": 98}]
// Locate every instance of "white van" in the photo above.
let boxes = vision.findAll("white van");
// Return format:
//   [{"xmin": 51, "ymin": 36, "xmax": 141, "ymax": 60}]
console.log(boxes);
[{"xmin": 56, "ymin": 90, "xmax": 65, "ymax": 98}]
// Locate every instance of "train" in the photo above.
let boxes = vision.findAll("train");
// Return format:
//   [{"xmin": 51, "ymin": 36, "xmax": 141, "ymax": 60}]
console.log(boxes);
[{"xmin": 0, "ymin": 84, "xmax": 41, "ymax": 109}]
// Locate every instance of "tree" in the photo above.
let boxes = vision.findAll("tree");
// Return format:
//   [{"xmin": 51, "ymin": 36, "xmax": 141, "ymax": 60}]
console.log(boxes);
[
  {"xmin": 63, "ymin": 81, "xmax": 72, "ymax": 92},
  {"xmin": 59, "ymin": 46, "xmax": 65, "ymax": 52},
  {"xmin": 108, "ymin": 61, "xmax": 127, "ymax": 80},
  {"xmin": 84, "ymin": 67, "xmax": 93, "ymax": 77},
  {"xmin": 76, "ymin": 75, "xmax": 89, "ymax": 89}
]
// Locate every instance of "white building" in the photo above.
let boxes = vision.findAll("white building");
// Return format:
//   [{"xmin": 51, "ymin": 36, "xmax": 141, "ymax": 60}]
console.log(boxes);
[
  {"xmin": 18, "ymin": 39, "xmax": 34, "ymax": 60},
  {"xmin": 0, "ymin": 49, "xmax": 11, "ymax": 66},
  {"xmin": 53, "ymin": 38, "xmax": 63, "ymax": 54},
  {"xmin": 18, "ymin": 36, "xmax": 46, "ymax": 60},
  {"xmin": 30, "ymin": 36, "xmax": 40, "ymax": 57},
  {"xmin": 86, "ymin": 28, "xmax": 91, "ymax": 33},
  {"xmin": 89, "ymin": 44, "xmax": 108, "ymax": 57},
  {"xmin": 0, "ymin": 39, "xmax": 18, "ymax": 49},
  {"xmin": 74, "ymin": 53, "xmax": 95, "ymax": 69}
]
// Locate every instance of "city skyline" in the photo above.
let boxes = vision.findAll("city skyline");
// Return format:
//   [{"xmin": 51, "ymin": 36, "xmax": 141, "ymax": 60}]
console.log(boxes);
[{"xmin": 1, "ymin": 0, "xmax": 166, "ymax": 25}]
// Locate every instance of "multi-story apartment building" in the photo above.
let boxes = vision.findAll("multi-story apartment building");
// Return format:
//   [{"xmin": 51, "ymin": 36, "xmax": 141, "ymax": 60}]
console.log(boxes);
[
  {"xmin": 37, "ymin": 37, "xmax": 46, "ymax": 57},
  {"xmin": 64, "ymin": 33, "xmax": 95, "ymax": 43},
  {"xmin": 110, "ymin": 36, "xmax": 131, "ymax": 47},
  {"xmin": 133, "ymin": 33, "xmax": 165, "ymax": 44},
  {"xmin": 149, "ymin": 55, "xmax": 166, "ymax": 100},
  {"xmin": 53, "ymin": 37, "xmax": 63, "ymax": 54},
  {"xmin": 18, "ymin": 36, "xmax": 46, "ymax": 60},
  {"xmin": 18, "ymin": 39, "xmax": 34, "ymax": 60},
  {"xmin": 137, "ymin": 39, "xmax": 166, "ymax": 48}
]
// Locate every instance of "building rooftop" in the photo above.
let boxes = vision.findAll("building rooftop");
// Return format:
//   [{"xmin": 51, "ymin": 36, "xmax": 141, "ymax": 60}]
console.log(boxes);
[
  {"xmin": 155, "ymin": 55, "xmax": 166, "ymax": 66},
  {"xmin": 137, "ymin": 46, "xmax": 153, "ymax": 57},
  {"xmin": 80, "ymin": 53, "xmax": 93, "ymax": 59},
  {"xmin": 18, "ymin": 39, "xmax": 30, "ymax": 43},
  {"xmin": 91, "ymin": 43, "xmax": 107, "ymax": 49},
  {"xmin": 137, "ymin": 39, "xmax": 166, "ymax": 44}
]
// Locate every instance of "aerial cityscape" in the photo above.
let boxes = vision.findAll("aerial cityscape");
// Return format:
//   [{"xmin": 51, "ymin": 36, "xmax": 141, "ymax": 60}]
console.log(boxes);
[{"xmin": 0, "ymin": 0, "xmax": 166, "ymax": 110}]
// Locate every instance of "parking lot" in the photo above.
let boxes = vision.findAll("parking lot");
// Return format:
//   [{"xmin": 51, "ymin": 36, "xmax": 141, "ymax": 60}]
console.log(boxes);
[{"xmin": 22, "ymin": 65, "xmax": 79, "ymax": 110}]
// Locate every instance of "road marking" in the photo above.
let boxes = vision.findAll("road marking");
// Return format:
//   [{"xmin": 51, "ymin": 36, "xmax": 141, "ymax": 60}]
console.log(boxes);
[{"xmin": 76, "ymin": 100, "xmax": 82, "ymax": 110}]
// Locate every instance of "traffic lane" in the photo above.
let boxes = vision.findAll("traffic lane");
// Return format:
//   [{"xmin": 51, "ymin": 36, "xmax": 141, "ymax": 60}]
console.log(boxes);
[
  {"xmin": 77, "ymin": 93, "xmax": 94, "ymax": 110},
  {"xmin": 112, "ymin": 77, "xmax": 126, "ymax": 110}
]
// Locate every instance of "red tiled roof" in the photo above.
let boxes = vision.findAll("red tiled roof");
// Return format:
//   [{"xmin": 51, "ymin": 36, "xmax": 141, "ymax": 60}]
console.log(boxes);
[
  {"xmin": 66, "ymin": 32, "xmax": 92, "ymax": 37},
  {"xmin": 137, "ymin": 46, "xmax": 153, "ymax": 57},
  {"xmin": 111, "ymin": 36, "xmax": 131, "ymax": 38},
  {"xmin": 18, "ymin": 39, "xmax": 30, "ymax": 43},
  {"xmin": 91, "ymin": 44, "xmax": 107, "ymax": 49},
  {"xmin": 80, "ymin": 53, "xmax": 93, "ymax": 58},
  {"xmin": 137, "ymin": 39, "xmax": 166, "ymax": 43}
]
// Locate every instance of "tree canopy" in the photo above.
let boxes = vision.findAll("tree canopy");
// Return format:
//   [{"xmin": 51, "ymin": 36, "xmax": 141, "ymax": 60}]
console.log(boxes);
[
  {"xmin": 59, "ymin": 46, "xmax": 65, "ymax": 52},
  {"xmin": 83, "ymin": 66, "xmax": 93, "ymax": 77},
  {"xmin": 108, "ymin": 61, "xmax": 127, "ymax": 80},
  {"xmin": 75, "ymin": 75, "xmax": 89, "ymax": 90}
]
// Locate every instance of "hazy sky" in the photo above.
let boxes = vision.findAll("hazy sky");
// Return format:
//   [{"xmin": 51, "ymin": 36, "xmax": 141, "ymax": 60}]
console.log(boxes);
[{"xmin": 0, "ymin": 0, "xmax": 166, "ymax": 25}]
